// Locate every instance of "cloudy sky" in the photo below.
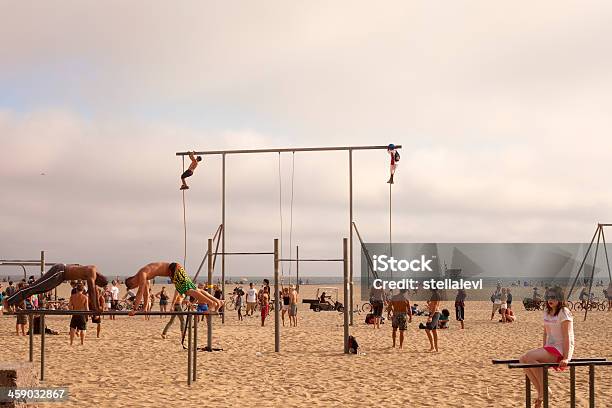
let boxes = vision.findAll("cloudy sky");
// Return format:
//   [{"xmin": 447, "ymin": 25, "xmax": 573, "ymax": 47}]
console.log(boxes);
[{"xmin": 2, "ymin": 1, "xmax": 612, "ymax": 280}]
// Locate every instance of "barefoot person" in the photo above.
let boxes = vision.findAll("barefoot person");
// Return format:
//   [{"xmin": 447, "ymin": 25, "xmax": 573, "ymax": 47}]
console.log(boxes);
[
  {"xmin": 519, "ymin": 286, "xmax": 574, "ymax": 408},
  {"xmin": 125, "ymin": 262, "xmax": 222, "ymax": 316},
  {"xmin": 260, "ymin": 287, "xmax": 270, "ymax": 327},
  {"xmin": 420, "ymin": 288, "xmax": 441, "ymax": 352},
  {"xmin": 289, "ymin": 285, "xmax": 299, "ymax": 327},
  {"xmin": 180, "ymin": 151, "xmax": 202, "ymax": 190},
  {"xmin": 4, "ymin": 264, "xmax": 108, "ymax": 312},
  {"xmin": 69, "ymin": 284, "xmax": 89, "ymax": 346},
  {"xmin": 455, "ymin": 289, "xmax": 466, "ymax": 329},
  {"xmin": 390, "ymin": 289, "xmax": 412, "ymax": 349}
]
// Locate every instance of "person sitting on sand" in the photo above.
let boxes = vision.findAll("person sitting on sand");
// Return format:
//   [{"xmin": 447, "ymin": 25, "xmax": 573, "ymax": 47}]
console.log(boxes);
[
  {"xmin": 125, "ymin": 262, "xmax": 222, "ymax": 317},
  {"xmin": 438, "ymin": 309, "xmax": 450, "ymax": 329},
  {"xmin": 4, "ymin": 264, "xmax": 108, "ymax": 313},
  {"xmin": 498, "ymin": 308, "xmax": 516, "ymax": 323},
  {"xmin": 69, "ymin": 284, "xmax": 88, "ymax": 346},
  {"xmin": 520, "ymin": 286, "xmax": 574, "ymax": 408},
  {"xmin": 389, "ymin": 289, "xmax": 412, "ymax": 349},
  {"xmin": 180, "ymin": 151, "xmax": 202, "ymax": 190}
]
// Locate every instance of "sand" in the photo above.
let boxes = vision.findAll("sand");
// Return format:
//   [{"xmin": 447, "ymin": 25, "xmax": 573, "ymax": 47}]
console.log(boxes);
[{"xmin": 1, "ymin": 283, "xmax": 611, "ymax": 407}]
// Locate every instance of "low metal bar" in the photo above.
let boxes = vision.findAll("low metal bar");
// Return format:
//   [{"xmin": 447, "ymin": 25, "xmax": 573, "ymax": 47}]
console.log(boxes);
[
  {"xmin": 176, "ymin": 145, "xmax": 402, "ymax": 156},
  {"xmin": 278, "ymin": 258, "xmax": 344, "ymax": 262},
  {"xmin": 28, "ymin": 314, "xmax": 33, "ymax": 362},
  {"xmin": 0, "ymin": 262, "xmax": 57, "ymax": 266},
  {"xmin": 492, "ymin": 358, "xmax": 607, "ymax": 365},
  {"xmin": 508, "ymin": 361, "xmax": 612, "ymax": 369},
  {"xmin": 589, "ymin": 364, "xmax": 595, "ymax": 408},
  {"xmin": 570, "ymin": 365, "xmax": 576, "ymax": 408},
  {"xmin": 14, "ymin": 310, "xmax": 220, "ymax": 316},
  {"xmin": 216, "ymin": 252, "xmax": 274, "ymax": 255},
  {"xmin": 542, "ymin": 367, "xmax": 548, "ymax": 408},
  {"xmin": 40, "ymin": 314, "xmax": 45, "ymax": 381}
]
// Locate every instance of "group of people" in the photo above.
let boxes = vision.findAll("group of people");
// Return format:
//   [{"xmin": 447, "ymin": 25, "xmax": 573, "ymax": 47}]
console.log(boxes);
[
  {"xmin": 232, "ymin": 282, "xmax": 299, "ymax": 327},
  {"xmin": 491, "ymin": 285, "xmax": 515, "ymax": 323}
]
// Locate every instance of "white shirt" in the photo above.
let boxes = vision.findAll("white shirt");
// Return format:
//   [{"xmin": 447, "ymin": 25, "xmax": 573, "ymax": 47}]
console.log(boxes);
[
  {"xmin": 543, "ymin": 307, "xmax": 574, "ymax": 359},
  {"xmin": 246, "ymin": 288, "xmax": 258, "ymax": 303},
  {"xmin": 110, "ymin": 286, "xmax": 120, "ymax": 300}
]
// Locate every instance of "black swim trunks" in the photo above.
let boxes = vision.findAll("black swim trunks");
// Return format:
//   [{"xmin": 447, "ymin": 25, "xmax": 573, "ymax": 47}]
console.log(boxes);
[
  {"xmin": 91, "ymin": 315, "xmax": 101, "ymax": 324},
  {"xmin": 6, "ymin": 264, "xmax": 67, "ymax": 306},
  {"xmin": 181, "ymin": 169, "xmax": 194, "ymax": 179},
  {"xmin": 70, "ymin": 315, "xmax": 87, "ymax": 331}
]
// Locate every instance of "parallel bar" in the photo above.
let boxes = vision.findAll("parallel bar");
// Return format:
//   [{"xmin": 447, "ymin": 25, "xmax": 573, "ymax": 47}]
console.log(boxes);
[
  {"xmin": 0, "ymin": 259, "xmax": 57, "ymax": 264},
  {"xmin": 207, "ymin": 239, "xmax": 213, "ymax": 351},
  {"xmin": 525, "ymin": 376, "xmax": 531, "ymax": 408},
  {"xmin": 343, "ymin": 238, "xmax": 349, "ymax": 354},
  {"xmin": 492, "ymin": 358, "xmax": 607, "ymax": 364},
  {"xmin": 278, "ymin": 258, "xmax": 343, "ymax": 262},
  {"xmin": 542, "ymin": 368, "xmax": 549, "ymax": 408},
  {"xmin": 28, "ymin": 314, "xmax": 33, "ymax": 362},
  {"xmin": 187, "ymin": 315, "xmax": 192, "ymax": 386},
  {"xmin": 40, "ymin": 314, "xmax": 45, "ymax": 381},
  {"xmin": 216, "ymin": 252, "xmax": 274, "ymax": 255},
  {"xmin": 274, "ymin": 239, "xmax": 280, "ymax": 352},
  {"xmin": 177, "ymin": 145, "xmax": 402, "ymax": 156},
  {"xmin": 14, "ymin": 310, "xmax": 219, "ymax": 316},
  {"xmin": 589, "ymin": 364, "xmax": 595, "ymax": 408},
  {"xmin": 570, "ymin": 365, "xmax": 576, "ymax": 408},
  {"xmin": 509, "ymin": 361, "xmax": 612, "ymax": 368},
  {"xmin": 0, "ymin": 262, "xmax": 57, "ymax": 267}
]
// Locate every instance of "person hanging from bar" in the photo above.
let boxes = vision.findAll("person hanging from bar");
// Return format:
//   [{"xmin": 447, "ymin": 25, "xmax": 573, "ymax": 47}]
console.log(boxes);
[
  {"xmin": 3, "ymin": 264, "xmax": 108, "ymax": 313},
  {"xmin": 180, "ymin": 151, "xmax": 202, "ymax": 190},
  {"xmin": 124, "ymin": 262, "xmax": 223, "ymax": 316},
  {"xmin": 386, "ymin": 144, "xmax": 400, "ymax": 184}
]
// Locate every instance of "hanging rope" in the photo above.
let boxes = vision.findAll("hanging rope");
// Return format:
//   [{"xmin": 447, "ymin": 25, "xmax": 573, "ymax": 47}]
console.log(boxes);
[
  {"xmin": 278, "ymin": 152, "xmax": 284, "ymax": 277},
  {"xmin": 182, "ymin": 156, "xmax": 187, "ymax": 267},
  {"xmin": 288, "ymin": 152, "xmax": 295, "ymax": 283}
]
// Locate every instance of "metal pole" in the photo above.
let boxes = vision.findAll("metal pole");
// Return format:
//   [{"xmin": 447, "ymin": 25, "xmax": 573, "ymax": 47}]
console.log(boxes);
[
  {"xmin": 568, "ymin": 226, "xmax": 599, "ymax": 299},
  {"xmin": 296, "ymin": 245, "xmax": 299, "ymax": 293},
  {"xmin": 542, "ymin": 367, "xmax": 549, "ymax": 408},
  {"xmin": 221, "ymin": 153, "xmax": 226, "ymax": 324},
  {"xmin": 28, "ymin": 313, "xmax": 33, "ymax": 362},
  {"xmin": 343, "ymin": 238, "xmax": 349, "ymax": 354},
  {"xmin": 349, "ymin": 149, "xmax": 354, "ymax": 326},
  {"xmin": 40, "ymin": 250, "xmax": 44, "ymax": 278},
  {"xmin": 207, "ymin": 239, "xmax": 213, "ymax": 351},
  {"xmin": 193, "ymin": 312, "xmax": 197, "ymax": 382},
  {"xmin": 570, "ymin": 365, "xmax": 576, "ymax": 408},
  {"xmin": 187, "ymin": 315, "xmax": 192, "ymax": 386},
  {"xmin": 585, "ymin": 226, "xmax": 601, "ymax": 321},
  {"xmin": 274, "ymin": 239, "xmax": 280, "ymax": 352},
  {"xmin": 589, "ymin": 364, "xmax": 595, "ymax": 408},
  {"xmin": 40, "ymin": 314, "xmax": 45, "ymax": 381},
  {"xmin": 525, "ymin": 376, "xmax": 531, "ymax": 408},
  {"xmin": 177, "ymin": 145, "xmax": 403, "ymax": 156}
]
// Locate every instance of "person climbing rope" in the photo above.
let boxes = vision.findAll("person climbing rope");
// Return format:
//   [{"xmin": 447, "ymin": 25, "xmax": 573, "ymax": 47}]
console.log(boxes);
[
  {"xmin": 387, "ymin": 144, "xmax": 399, "ymax": 184},
  {"xmin": 180, "ymin": 151, "xmax": 202, "ymax": 190}
]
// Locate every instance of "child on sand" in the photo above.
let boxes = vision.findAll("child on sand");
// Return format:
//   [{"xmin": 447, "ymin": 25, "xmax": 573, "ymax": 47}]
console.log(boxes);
[
  {"xmin": 69, "ymin": 284, "xmax": 89, "ymax": 345},
  {"xmin": 180, "ymin": 151, "xmax": 202, "ymax": 190}
]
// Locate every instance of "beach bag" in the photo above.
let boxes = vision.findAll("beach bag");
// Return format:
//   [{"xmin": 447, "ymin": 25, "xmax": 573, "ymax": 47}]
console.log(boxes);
[
  {"xmin": 348, "ymin": 335, "xmax": 359, "ymax": 354},
  {"xmin": 394, "ymin": 151, "xmax": 400, "ymax": 162},
  {"xmin": 365, "ymin": 313, "xmax": 375, "ymax": 325}
]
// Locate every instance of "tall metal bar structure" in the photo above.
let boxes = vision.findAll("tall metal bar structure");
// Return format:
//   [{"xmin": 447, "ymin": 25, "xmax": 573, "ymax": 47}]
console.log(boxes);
[
  {"xmin": 274, "ymin": 239, "xmax": 280, "ymax": 352},
  {"xmin": 176, "ymin": 145, "xmax": 401, "ymax": 327},
  {"xmin": 207, "ymin": 239, "xmax": 213, "ymax": 350}
]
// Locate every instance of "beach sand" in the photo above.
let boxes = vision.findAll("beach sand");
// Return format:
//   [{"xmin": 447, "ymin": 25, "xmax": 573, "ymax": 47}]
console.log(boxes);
[{"xmin": 1, "ymin": 283, "xmax": 611, "ymax": 407}]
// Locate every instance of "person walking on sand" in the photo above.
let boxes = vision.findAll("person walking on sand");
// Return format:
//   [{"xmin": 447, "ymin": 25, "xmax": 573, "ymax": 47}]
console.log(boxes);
[
  {"xmin": 455, "ymin": 289, "xmax": 466, "ymax": 329},
  {"xmin": 69, "ymin": 284, "xmax": 88, "ymax": 346},
  {"xmin": 162, "ymin": 292, "xmax": 185, "ymax": 339},
  {"xmin": 245, "ymin": 283, "xmax": 257, "ymax": 317},
  {"xmin": 91, "ymin": 288, "xmax": 104, "ymax": 338},
  {"xmin": 369, "ymin": 285, "xmax": 385, "ymax": 329},
  {"xmin": 520, "ymin": 286, "xmax": 574, "ymax": 408},
  {"xmin": 281, "ymin": 287, "xmax": 290, "ymax": 326},
  {"xmin": 156, "ymin": 287, "xmax": 170, "ymax": 314},
  {"xmin": 390, "ymin": 289, "xmax": 412, "ymax": 349},
  {"xmin": 260, "ymin": 288, "xmax": 270, "ymax": 327},
  {"xmin": 490, "ymin": 283, "xmax": 502, "ymax": 320},
  {"xmin": 124, "ymin": 262, "xmax": 222, "ymax": 316},
  {"xmin": 420, "ymin": 288, "xmax": 441, "ymax": 352},
  {"xmin": 289, "ymin": 285, "xmax": 299, "ymax": 327},
  {"xmin": 180, "ymin": 151, "xmax": 202, "ymax": 190}
]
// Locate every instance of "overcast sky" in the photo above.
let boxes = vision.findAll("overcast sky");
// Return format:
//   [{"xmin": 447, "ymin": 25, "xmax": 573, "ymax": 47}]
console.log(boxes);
[{"xmin": 2, "ymin": 1, "xmax": 612, "ymax": 279}]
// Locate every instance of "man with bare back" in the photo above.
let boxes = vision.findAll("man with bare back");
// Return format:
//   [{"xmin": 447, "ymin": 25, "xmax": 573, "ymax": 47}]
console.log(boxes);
[
  {"xmin": 3, "ymin": 264, "xmax": 107, "ymax": 312},
  {"xmin": 180, "ymin": 151, "xmax": 202, "ymax": 190},
  {"xmin": 288, "ymin": 284, "xmax": 299, "ymax": 327},
  {"xmin": 389, "ymin": 289, "xmax": 412, "ymax": 349},
  {"xmin": 69, "ymin": 284, "xmax": 89, "ymax": 345},
  {"xmin": 125, "ymin": 262, "xmax": 222, "ymax": 316}
]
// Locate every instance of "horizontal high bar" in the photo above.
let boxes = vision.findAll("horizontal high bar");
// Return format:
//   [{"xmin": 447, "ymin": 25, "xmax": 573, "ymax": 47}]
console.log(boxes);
[
  {"xmin": 492, "ymin": 358, "xmax": 607, "ymax": 365},
  {"xmin": 0, "ymin": 262, "xmax": 57, "ymax": 267},
  {"xmin": 508, "ymin": 361, "xmax": 612, "ymax": 369},
  {"xmin": 278, "ymin": 258, "xmax": 344, "ymax": 262},
  {"xmin": 13, "ymin": 310, "xmax": 221, "ymax": 316},
  {"xmin": 216, "ymin": 252, "xmax": 274, "ymax": 256},
  {"xmin": 176, "ymin": 145, "xmax": 402, "ymax": 156}
]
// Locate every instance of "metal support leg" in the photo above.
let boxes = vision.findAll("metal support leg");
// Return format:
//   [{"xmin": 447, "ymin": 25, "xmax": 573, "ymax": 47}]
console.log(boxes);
[
  {"xmin": 570, "ymin": 365, "xmax": 576, "ymax": 408},
  {"xmin": 193, "ymin": 315, "xmax": 197, "ymax": 382},
  {"xmin": 187, "ymin": 315, "xmax": 192, "ymax": 386},
  {"xmin": 40, "ymin": 314, "xmax": 45, "ymax": 381},
  {"xmin": 28, "ymin": 314, "xmax": 33, "ymax": 362},
  {"xmin": 343, "ymin": 238, "xmax": 349, "ymax": 354},
  {"xmin": 543, "ymin": 367, "xmax": 549, "ymax": 408},
  {"xmin": 589, "ymin": 364, "xmax": 595, "ymax": 408},
  {"xmin": 525, "ymin": 376, "xmax": 531, "ymax": 408},
  {"xmin": 274, "ymin": 239, "xmax": 280, "ymax": 352}
]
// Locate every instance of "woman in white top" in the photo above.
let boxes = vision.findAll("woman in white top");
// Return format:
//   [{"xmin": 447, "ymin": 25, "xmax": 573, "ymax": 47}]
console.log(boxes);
[{"xmin": 519, "ymin": 286, "xmax": 574, "ymax": 408}]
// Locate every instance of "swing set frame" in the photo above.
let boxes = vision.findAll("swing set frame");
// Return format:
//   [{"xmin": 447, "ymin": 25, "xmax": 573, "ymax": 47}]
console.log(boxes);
[{"xmin": 176, "ymin": 145, "xmax": 401, "ymax": 325}]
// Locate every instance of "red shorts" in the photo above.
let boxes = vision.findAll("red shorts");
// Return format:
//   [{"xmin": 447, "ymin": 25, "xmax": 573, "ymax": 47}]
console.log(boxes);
[{"xmin": 543, "ymin": 346, "xmax": 565, "ymax": 371}]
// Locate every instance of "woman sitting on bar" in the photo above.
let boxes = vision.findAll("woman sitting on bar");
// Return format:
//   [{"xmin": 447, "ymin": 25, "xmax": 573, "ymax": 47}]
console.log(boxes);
[
  {"xmin": 125, "ymin": 262, "xmax": 223, "ymax": 316},
  {"xmin": 519, "ymin": 286, "xmax": 574, "ymax": 408}
]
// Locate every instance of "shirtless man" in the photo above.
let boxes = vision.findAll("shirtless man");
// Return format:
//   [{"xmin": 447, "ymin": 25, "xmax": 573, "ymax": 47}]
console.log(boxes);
[
  {"xmin": 260, "ymin": 288, "xmax": 270, "ymax": 327},
  {"xmin": 288, "ymin": 285, "xmax": 299, "ymax": 327},
  {"xmin": 4, "ymin": 264, "xmax": 107, "ymax": 312},
  {"xmin": 423, "ymin": 288, "xmax": 441, "ymax": 352},
  {"xmin": 69, "ymin": 284, "xmax": 88, "ymax": 345},
  {"xmin": 180, "ymin": 151, "xmax": 202, "ymax": 190},
  {"xmin": 124, "ymin": 262, "xmax": 222, "ymax": 316},
  {"xmin": 390, "ymin": 289, "xmax": 412, "ymax": 349}
]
